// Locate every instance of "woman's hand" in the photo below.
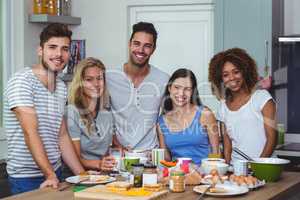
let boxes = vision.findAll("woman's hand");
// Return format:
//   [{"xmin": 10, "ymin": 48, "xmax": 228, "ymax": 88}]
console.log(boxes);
[{"xmin": 99, "ymin": 156, "xmax": 116, "ymax": 171}]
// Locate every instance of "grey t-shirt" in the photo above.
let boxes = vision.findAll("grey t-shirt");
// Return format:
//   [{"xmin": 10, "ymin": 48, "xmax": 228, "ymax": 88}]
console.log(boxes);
[
  {"xmin": 65, "ymin": 104, "xmax": 114, "ymax": 160},
  {"xmin": 106, "ymin": 65, "xmax": 169, "ymax": 150}
]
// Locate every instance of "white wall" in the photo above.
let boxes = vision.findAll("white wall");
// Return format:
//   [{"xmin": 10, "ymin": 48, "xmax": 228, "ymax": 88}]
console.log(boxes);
[
  {"xmin": 71, "ymin": 0, "xmax": 213, "ymax": 68},
  {"xmin": 13, "ymin": 0, "xmax": 300, "ymax": 73},
  {"xmin": 9, "ymin": 0, "xmax": 300, "ymax": 74}
]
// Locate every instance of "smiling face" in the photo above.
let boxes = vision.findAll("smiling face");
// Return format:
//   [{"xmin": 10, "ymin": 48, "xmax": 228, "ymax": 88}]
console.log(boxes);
[
  {"xmin": 222, "ymin": 61, "xmax": 245, "ymax": 93},
  {"xmin": 38, "ymin": 37, "xmax": 70, "ymax": 73},
  {"xmin": 128, "ymin": 32, "xmax": 155, "ymax": 68},
  {"xmin": 83, "ymin": 66, "xmax": 105, "ymax": 99},
  {"xmin": 168, "ymin": 77, "xmax": 193, "ymax": 108}
]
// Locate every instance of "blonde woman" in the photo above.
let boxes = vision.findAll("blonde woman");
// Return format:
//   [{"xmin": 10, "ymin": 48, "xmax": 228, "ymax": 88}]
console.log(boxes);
[{"xmin": 66, "ymin": 57, "xmax": 116, "ymax": 171}]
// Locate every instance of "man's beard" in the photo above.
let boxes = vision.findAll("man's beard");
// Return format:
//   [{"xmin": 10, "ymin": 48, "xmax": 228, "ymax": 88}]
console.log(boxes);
[
  {"xmin": 41, "ymin": 57, "xmax": 65, "ymax": 75},
  {"xmin": 129, "ymin": 54, "xmax": 150, "ymax": 68}
]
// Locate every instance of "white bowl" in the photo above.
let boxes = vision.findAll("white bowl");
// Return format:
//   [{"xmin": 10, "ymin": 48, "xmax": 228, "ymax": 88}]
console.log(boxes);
[
  {"xmin": 201, "ymin": 158, "xmax": 225, "ymax": 164},
  {"xmin": 201, "ymin": 161, "xmax": 229, "ymax": 175}
]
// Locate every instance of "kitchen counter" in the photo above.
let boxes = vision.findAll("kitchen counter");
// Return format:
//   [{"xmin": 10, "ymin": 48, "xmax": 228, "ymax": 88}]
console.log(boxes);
[
  {"xmin": 2, "ymin": 171, "xmax": 300, "ymax": 200},
  {"xmin": 275, "ymin": 143, "xmax": 300, "ymax": 157}
]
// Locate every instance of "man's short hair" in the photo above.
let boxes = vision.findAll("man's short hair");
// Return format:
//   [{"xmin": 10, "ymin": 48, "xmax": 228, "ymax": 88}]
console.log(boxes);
[
  {"xmin": 130, "ymin": 22, "xmax": 157, "ymax": 47},
  {"xmin": 40, "ymin": 23, "xmax": 72, "ymax": 47}
]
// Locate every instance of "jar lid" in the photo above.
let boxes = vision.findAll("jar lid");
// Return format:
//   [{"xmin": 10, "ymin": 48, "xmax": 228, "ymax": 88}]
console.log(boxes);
[
  {"xmin": 144, "ymin": 164, "xmax": 157, "ymax": 168},
  {"xmin": 170, "ymin": 170, "xmax": 185, "ymax": 176},
  {"xmin": 131, "ymin": 163, "xmax": 144, "ymax": 167}
]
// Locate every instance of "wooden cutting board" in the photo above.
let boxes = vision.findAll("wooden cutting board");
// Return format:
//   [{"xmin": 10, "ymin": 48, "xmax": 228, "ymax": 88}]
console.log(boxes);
[{"xmin": 74, "ymin": 185, "xmax": 169, "ymax": 200}]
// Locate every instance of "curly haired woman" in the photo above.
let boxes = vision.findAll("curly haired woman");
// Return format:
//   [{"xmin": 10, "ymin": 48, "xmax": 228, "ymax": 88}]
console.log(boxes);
[{"xmin": 208, "ymin": 48, "xmax": 277, "ymax": 163}]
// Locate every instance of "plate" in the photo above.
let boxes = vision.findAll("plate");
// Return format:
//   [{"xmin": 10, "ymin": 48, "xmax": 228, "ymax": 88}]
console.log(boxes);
[
  {"xmin": 231, "ymin": 180, "xmax": 266, "ymax": 189},
  {"xmin": 200, "ymin": 179, "xmax": 229, "ymax": 185},
  {"xmin": 66, "ymin": 175, "xmax": 116, "ymax": 185},
  {"xmin": 201, "ymin": 175, "xmax": 266, "ymax": 190},
  {"xmin": 193, "ymin": 184, "xmax": 249, "ymax": 197},
  {"xmin": 201, "ymin": 179, "xmax": 265, "ymax": 189}
]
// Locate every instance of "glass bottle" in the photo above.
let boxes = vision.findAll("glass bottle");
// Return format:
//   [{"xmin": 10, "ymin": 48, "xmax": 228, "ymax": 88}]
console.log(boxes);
[
  {"xmin": 47, "ymin": 0, "xmax": 57, "ymax": 15},
  {"xmin": 56, "ymin": 0, "xmax": 62, "ymax": 15},
  {"xmin": 33, "ymin": 0, "xmax": 43, "ymax": 14},
  {"xmin": 132, "ymin": 164, "xmax": 144, "ymax": 187},
  {"xmin": 277, "ymin": 123, "xmax": 285, "ymax": 145},
  {"xmin": 41, "ymin": 0, "xmax": 48, "ymax": 14},
  {"xmin": 62, "ymin": 0, "xmax": 72, "ymax": 16}
]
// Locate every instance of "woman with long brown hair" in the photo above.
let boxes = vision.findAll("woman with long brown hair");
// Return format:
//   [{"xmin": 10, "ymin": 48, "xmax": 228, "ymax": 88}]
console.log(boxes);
[{"xmin": 157, "ymin": 68, "xmax": 220, "ymax": 165}]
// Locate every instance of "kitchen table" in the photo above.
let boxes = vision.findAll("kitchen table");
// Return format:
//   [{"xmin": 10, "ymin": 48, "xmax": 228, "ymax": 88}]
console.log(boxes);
[{"xmin": 3, "ymin": 171, "xmax": 300, "ymax": 200}]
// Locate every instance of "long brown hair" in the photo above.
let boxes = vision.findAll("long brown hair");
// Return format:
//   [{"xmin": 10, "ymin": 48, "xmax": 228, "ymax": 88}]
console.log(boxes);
[
  {"xmin": 161, "ymin": 68, "xmax": 202, "ymax": 114},
  {"xmin": 68, "ymin": 57, "xmax": 110, "ymax": 134}
]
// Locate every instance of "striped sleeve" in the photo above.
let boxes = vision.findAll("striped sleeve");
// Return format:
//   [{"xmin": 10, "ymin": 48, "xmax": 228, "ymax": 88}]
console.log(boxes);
[{"xmin": 6, "ymin": 75, "xmax": 34, "ymax": 109}]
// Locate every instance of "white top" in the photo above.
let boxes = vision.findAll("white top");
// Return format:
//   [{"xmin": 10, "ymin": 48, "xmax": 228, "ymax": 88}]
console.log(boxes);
[
  {"xmin": 217, "ymin": 90, "xmax": 274, "ymax": 162},
  {"xmin": 106, "ymin": 65, "xmax": 169, "ymax": 150},
  {"xmin": 4, "ymin": 68, "xmax": 67, "ymax": 177}
]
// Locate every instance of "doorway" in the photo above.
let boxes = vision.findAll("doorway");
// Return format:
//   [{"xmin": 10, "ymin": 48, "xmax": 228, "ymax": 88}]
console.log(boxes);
[{"xmin": 129, "ymin": 4, "xmax": 219, "ymax": 111}]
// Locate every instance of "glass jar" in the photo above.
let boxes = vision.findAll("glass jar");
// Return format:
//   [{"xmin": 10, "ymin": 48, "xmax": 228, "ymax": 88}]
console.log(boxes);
[
  {"xmin": 277, "ymin": 123, "xmax": 285, "ymax": 145},
  {"xmin": 61, "ymin": 0, "xmax": 72, "ymax": 16},
  {"xmin": 143, "ymin": 164, "xmax": 158, "ymax": 185},
  {"xmin": 47, "ymin": 0, "xmax": 57, "ymax": 15},
  {"xmin": 169, "ymin": 170, "xmax": 185, "ymax": 192},
  {"xmin": 132, "ymin": 164, "xmax": 144, "ymax": 187},
  {"xmin": 33, "ymin": 0, "xmax": 47, "ymax": 14}
]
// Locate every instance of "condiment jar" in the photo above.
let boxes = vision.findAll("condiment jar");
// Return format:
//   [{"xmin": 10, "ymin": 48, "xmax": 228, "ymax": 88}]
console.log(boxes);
[
  {"xmin": 47, "ymin": 0, "xmax": 57, "ymax": 15},
  {"xmin": 33, "ymin": 0, "xmax": 47, "ymax": 14},
  {"xmin": 143, "ymin": 164, "xmax": 158, "ymax": 185},
  {"xmin": 169, "ymin": 170, "xmax": 185, "ymax": 192},
  {"xmin": 132, "ymin": 163, "xmax": 144, "ymax": 187}
]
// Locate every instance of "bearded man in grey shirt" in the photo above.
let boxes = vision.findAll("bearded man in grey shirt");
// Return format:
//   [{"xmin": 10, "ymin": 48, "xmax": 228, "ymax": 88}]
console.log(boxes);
[{"xmin": 106, "ymin": 22, "xmax": 169, "ymax": 150}]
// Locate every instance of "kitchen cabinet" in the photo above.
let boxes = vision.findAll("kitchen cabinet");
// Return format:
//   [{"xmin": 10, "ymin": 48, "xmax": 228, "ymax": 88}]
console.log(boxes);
[{"xmin": 214, "ymin": 0, "xmax": 272, "ymax": 72}]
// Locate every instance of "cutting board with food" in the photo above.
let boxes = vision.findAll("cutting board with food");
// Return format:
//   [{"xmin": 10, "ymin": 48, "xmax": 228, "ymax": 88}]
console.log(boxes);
[{"xmin": 74, "ymin": 181, "xmax": 168, "ymax": 200}]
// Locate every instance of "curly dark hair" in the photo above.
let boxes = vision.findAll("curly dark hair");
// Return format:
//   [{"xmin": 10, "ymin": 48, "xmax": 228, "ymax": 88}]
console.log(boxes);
[
  {"xmin": 208, "ymin": 48, "xmax": 259, "ymax": 100},
  {"xmin": 161, "ymin": 68, "xmax": 201, "ymax": 114}
]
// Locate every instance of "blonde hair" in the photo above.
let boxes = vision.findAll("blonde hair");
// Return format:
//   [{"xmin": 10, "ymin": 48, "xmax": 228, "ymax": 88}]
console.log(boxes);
[{"xmin": 68, "ymin": 57, "xmax": 110, "ymax": 134}]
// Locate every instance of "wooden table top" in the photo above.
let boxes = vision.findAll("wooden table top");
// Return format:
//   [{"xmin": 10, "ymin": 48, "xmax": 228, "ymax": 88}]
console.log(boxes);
[{"xmin": 3, "ymin": 171, "xmax": 300, "ymax": 200}]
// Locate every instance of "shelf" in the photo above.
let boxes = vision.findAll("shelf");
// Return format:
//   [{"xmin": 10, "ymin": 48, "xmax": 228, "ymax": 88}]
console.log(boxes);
[{"xmin": 29, "ymin": 14, "xmax": 81, "ymax": 25}]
